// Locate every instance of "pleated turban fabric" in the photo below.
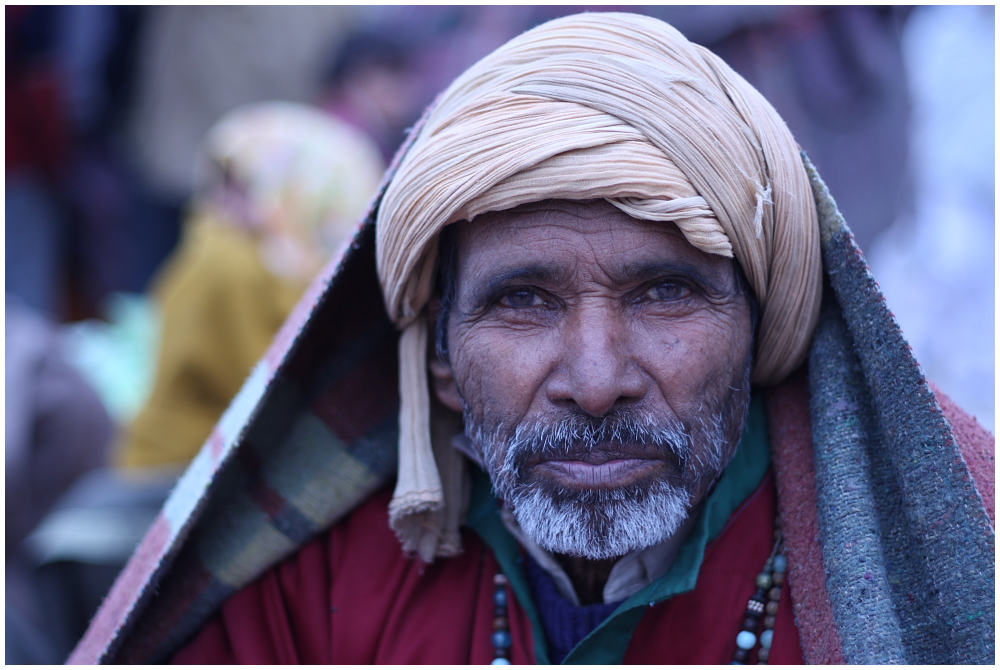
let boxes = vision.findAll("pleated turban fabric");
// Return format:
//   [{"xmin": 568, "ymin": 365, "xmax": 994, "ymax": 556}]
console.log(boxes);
[{"xmin": 375, "ymin": 12, "xmax": 822, "ymax": 560}]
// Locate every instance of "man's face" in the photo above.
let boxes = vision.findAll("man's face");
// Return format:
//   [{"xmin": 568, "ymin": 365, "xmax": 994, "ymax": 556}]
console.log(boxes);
[{"xmin": 430, "ymin": 199, "xmax": 754, "ymax": 560}]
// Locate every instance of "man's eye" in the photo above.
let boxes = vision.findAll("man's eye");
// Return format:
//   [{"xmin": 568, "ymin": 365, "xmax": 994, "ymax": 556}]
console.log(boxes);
[
  {"xmin": 644, "ymin": 282, "xmax": 689, "ymax": 301},
  {"xmin": 500, "ymin": 289, "xmax": 544, "ymax": 308}
]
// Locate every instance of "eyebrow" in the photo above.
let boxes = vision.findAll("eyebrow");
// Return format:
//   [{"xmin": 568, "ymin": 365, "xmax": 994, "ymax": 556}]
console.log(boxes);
[{"xmin": 608, "ymin": 260, "xmax": 723, "ymax": 290}]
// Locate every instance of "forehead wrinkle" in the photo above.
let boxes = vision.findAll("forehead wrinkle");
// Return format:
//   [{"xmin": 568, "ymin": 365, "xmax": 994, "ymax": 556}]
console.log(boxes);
[{"xmin": 457, "ymin": 199, "xmax": 734, "ymax": 294}]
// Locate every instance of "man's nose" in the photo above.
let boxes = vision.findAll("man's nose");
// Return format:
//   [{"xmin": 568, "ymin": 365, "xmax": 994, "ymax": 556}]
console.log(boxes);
[{"xmin": 546, "ymin": 305, "xmax": 647, "ymax": 417}]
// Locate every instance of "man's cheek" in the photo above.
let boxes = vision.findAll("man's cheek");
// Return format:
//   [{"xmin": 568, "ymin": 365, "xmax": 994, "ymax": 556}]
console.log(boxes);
[{"xmin": 460, "ymin": 324, "xmax": 549, "ymax": 369}]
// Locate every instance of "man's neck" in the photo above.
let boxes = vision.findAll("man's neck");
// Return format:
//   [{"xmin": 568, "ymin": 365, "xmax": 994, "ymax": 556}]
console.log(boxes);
[
  {"xmin": 550, "ymin": 506, "xmax": 704, "ymax": 606},
  {"xmin": 554, "ymin": 555, "xmax": 618, "ymax": 605}
]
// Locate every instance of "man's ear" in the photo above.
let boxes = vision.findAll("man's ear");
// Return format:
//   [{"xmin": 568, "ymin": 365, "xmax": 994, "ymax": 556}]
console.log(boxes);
[
  {"xmin": 425, "ymin": 297, "xmax": 464, "ymax": 413},
  {"xmin": 428, "ymin": 356, "xmax": 464, "ymax": 412}
]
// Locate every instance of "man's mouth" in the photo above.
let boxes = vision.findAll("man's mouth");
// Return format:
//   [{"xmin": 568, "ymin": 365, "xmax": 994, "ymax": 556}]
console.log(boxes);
[{"xmin": 527, "ymin": 446, "xmax": 670, "ymax": 488}]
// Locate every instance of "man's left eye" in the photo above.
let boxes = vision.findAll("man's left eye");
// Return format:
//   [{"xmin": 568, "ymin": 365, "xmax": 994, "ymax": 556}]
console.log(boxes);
[{"xmin": 644, "ymin": 282, "xmax": 689, "ymax": 301}]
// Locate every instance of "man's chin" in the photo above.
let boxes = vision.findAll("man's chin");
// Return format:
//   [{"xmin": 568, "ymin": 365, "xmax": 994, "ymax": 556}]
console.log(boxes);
[{"xmin": 508, "ymin": 481, "xmax": 692, "ymax": 561}]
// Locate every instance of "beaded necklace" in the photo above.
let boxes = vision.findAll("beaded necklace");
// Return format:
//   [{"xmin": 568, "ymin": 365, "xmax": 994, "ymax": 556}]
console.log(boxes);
[
  {"xmin": 732, "ymin": 518, "xmax": 785, "ymax": 664},
  {"xmin": 490, "ymin": 517, "xmax": 786, "ymax": 665},
  {"xmin": 491, "ymin": 573, "xmax": 512, "ymax": 664}
]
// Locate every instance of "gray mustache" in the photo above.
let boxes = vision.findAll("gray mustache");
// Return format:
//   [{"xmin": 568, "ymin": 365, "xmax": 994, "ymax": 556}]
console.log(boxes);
[{"xmin": 490, "ymin": 409, "xmax": 693, "ymax": 466}]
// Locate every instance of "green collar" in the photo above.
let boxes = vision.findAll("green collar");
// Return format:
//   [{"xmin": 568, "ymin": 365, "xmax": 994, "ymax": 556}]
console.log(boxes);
[{"xmin": 464, "ymin": 393, "xmax": 772, "ymax": 664}]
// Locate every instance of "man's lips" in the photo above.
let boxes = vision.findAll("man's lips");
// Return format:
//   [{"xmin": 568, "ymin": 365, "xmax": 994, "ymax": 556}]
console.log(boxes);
[
  {"xmin": 535, "ymin": 458, "xmax": 664, "ymax": 488},
  {"xmin": 527, "ymin": 446, "xmax": 670, "ymax": 488}
]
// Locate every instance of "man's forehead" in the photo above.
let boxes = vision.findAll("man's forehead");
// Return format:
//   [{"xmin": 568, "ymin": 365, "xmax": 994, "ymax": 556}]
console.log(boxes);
[
  {"xmin": 457, "ymin": 199, "xmax": 696, "ymax": 258},
  {"xmin": 450, "ymin": 198, "xmax": 735, "ymax": 293}
]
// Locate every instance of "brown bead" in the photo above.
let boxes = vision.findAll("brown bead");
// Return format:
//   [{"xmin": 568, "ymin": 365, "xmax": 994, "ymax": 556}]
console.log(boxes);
[
  {"xmin": 768, "ymin": 586, "xmax": 782, "ymax": 601},
  {"xmin": 493, "ymin": 617, "xmax": 509, "ymax": 630},
  {"xmin": 733, "ymin": 648, "xmax": 750, "ymax": 663},
  {"xmin": 774, "ymin": 528, "xmax": 782, "ymax": 540},
  {"xmin": 758, "ymin": 647, "xmax": 770, "ymax": 662},
  {"xmin": 765, "ymin": 601, "xmax": 780, "ymax": 616},
  {"xmin": 763, "ymin": 615, "xmax": 777, "ymax": 629},
  {"xmin": 772, "ymin": 572, "xmax": 785, "ymax": 586}
]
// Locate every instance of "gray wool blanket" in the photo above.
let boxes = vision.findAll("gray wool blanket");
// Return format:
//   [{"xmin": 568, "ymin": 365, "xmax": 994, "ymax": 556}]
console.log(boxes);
[
  {"xmin": 793, "ymin": 157, "xmax": 993, "ymax": 663},
  {"xmin": 69, "ymin": 152, "xmax": 994, "ymax": 664}
]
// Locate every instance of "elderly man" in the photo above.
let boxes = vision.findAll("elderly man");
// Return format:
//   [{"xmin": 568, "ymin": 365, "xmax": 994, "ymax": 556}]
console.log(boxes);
[{"xmin": 71, "ymin": 13, "xmax": 992, "ymax": 665}]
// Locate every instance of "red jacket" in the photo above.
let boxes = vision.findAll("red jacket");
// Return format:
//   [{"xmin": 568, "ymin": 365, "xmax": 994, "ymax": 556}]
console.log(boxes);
[{"xmin": 174, "ymin": 472, "xmax": 803, "ymax": 664}]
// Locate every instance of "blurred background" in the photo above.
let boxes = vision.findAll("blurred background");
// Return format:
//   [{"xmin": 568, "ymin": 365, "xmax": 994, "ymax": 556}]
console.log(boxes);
[{"xmin": 5, "ymin": 5, "xmax": 994, "ymax": 663}]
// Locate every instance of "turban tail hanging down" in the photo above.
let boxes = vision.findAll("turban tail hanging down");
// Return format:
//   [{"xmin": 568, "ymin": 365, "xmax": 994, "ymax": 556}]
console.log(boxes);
[{"xmin": 375, "ymin": 13, "xmax": 822, "ymax": 560}]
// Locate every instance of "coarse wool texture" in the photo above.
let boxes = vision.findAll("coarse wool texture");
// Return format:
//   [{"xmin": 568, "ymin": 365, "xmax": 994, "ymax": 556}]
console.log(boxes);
[
  {"xmin": 799, "ymin": 158, "xmax": 993, "ymax": 663},
  {"xmin": 66, "ymin": 151, "xmax": 994, "ymax": 669},
  {"xmin": 374, "ymin": 12, "xmax": 822, "ymax": 560}
]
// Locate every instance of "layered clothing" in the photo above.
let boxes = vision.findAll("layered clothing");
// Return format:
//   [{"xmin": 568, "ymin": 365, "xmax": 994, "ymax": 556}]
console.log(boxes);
[{"xmin": 68, "ymin": 156, "xmax": 995, "ymax": 666}]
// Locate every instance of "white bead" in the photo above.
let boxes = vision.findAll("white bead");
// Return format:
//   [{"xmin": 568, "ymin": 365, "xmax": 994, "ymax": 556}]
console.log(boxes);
[{"xmin": 736, "ymin": 630, "xmax": 757, "ymax": 650}]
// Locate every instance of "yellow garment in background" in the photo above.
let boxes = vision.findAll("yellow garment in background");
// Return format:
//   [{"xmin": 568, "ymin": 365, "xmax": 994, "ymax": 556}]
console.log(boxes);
[{"xmin": 117, "ymin": 213, "xmax": 303, "ymax": 469}]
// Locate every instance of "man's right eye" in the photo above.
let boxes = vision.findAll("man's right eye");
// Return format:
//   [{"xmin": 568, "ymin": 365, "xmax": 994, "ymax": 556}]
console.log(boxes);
[{"xmin": 499, "ymin": 289, "xmax": 544, "ymax": 308}]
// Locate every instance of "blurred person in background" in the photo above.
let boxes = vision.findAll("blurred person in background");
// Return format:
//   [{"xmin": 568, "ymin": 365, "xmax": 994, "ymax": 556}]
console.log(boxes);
[
  {"xmin": 6, "ymin": 6, "xmax": 73, "ymax": 319},
  {"xmin": 7, "ymin": 5, "xmax": 148, "ymax": 321},
  {"xmin": 320, "ymin": 25, "xmax": 426, "ymax": 163},
  {"xmin": 121, "ymin": 7, "xmax": 358, "ymax": 296},
  {"xmin": 319, "ymin": 6, "xmax": 550, "ymax": 163},
  {"xmin": 5, "ymin": 297, "xmax": 114, "ymax": 664},
  {"xmin": 13, "ymin": 104, "xmax": 384, "ymax": 662},
  {"xmin": 116, "ymin": 102, "xmax": 385, "ymax": 470}
]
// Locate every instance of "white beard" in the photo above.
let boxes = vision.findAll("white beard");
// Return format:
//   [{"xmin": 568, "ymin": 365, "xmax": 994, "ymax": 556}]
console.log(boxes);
[
  {"xmin": 508, "ymin": 478, "xmax": 692, "ymax": 560},
  {"xmin": 467, "ymin": 406, "xmax": 735, "ymax": 560}
]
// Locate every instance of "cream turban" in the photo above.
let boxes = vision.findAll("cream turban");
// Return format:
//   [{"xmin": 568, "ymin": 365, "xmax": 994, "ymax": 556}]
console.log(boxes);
[{"xmin": 375, "ymin": 13, "xmax": 822, "ymax": 560}]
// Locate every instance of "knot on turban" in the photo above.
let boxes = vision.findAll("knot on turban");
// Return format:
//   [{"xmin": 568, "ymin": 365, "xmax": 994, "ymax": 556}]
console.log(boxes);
[{"xmin": 375, "ymin": 12, "xmax": 822, "ymax": 560}]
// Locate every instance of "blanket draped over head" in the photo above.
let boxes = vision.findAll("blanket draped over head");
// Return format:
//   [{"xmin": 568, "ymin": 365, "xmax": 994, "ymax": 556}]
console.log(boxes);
[{"xmin": 70, "ymin": 13, "xmax": 993, "ymax": 666}]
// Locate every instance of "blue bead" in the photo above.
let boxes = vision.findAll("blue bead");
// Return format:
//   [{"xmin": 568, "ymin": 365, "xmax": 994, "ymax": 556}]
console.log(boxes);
[
  {"xmin": 492, "ymin": 630, "xmax": 513, "ymax": 649},
  {"xmin": 491, "ymin": 658, "xmax": 511, "ymax": 665},
  {"xmin": 760, "ymin": 630, "xmax": 774, "ymax": 649},
  {"xmin": 493, "ymin": 589, "xmax": 508, "ymax": 607},
  {"xmin": 736, "ymin": 631, "xmax": 756, "ymax": 650},
  {"xmin": 773, "ymin": 554, "xmax": 787, "ymax": 573}
]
